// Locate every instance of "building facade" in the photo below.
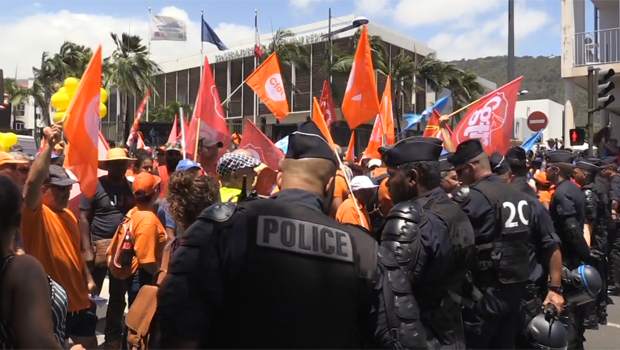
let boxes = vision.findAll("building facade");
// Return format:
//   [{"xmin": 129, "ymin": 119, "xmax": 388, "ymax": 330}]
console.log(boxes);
[{"xmin": 562, "ymin": 0, "xmax": 620, "ymax": 140}]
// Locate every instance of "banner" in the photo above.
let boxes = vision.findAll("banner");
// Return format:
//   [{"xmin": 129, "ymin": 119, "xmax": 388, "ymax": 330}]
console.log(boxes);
[{"xmin": 150, "ymin": 15, "xmax": 187, "ymax": 41}]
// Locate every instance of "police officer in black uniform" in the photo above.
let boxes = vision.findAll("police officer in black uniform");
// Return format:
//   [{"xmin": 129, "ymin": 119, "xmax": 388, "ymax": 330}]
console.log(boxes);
[
  {"xmin": 156, "ymin": 121, "xmax": 427, "ymax": 349},
  {"xmin": 447, "ymin": 140, "xmax": 532, "ymax": 350},
  {"xmin": 545, "ymin": 150, "xmax": 589, "ymax": 350},
  {"xmin": 573, "ymin": 158, "xmax": 608, "ymax": 328},
  {"xmin": 439, "ymin": 153, "xmax": 460, "ymax": 196},
  {"xmin": 379, "ymin": 137, "xmax": 476, "ymax": 349},
  {"xmin": 601, "ymin": 157, "xmax": 620, "ymax": 295},
  {"xmin": 499, "ymin": 147, "xmax": 565, "ymax": 348},
  {"xmin": 488, "ymin": 151, "xmax": 511, "ymax": 183}
]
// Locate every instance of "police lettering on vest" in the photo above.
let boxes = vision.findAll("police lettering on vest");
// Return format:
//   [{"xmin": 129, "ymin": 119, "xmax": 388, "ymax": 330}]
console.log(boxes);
[{"xmin": 257, "ymin": 216, "xmax": 354, "ymax": 263}]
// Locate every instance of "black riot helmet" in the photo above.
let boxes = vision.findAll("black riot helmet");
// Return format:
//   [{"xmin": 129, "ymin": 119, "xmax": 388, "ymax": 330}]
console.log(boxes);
[
  {"xmin": 562, "ymin": 264, "xmax": 602, "ymax": 306},
  {"xmin": 525, "ymin": 307, "xmax": 568, "ymax": 350}
]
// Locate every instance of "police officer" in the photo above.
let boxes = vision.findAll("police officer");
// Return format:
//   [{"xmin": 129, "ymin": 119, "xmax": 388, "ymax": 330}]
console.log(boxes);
[
  {"xmin": 488, "ymin": 151, "xmax": 511, "ymax": 183},
  {"xmin": 156, "ymin": 121, "xmax": 427, "ymax": 349},
  {"xmin": 573, "ymin": 158, "xmax": 608, "ymax": 328},
  {"xmin": 545, "ymin": 150, "xmax": 589, "ymax": 350},
  {"xmin": 601, "ymin": 157, "xmax": 620, "ymax": 295},
  {"xmin": 447, "ymin": 140, "xmax": 532, "ymax": 350},
  {"xmin": 500, "ymin": 147, "xmax": 565, "ymax": 348},
  {"xmin": 379, "ymin": 137, "xmax": 476, "ymax": 349}
]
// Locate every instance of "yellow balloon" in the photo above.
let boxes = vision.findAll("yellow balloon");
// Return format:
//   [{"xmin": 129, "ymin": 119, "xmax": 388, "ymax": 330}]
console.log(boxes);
[
  {"xmin": 53, "ymin": 111, "xmax": 66, "ymax": 124},
  {"xmin": 100, "ymin": 88, "xmax": 108, "ymax": 104},
  {"xmin": 99, "ymin": 103, "xmax": 107, "ymax": 119},
  {"xmin": 50, "ymin": 92, "xmax": 70, "ymax": 110},
  {"xmin": 3, "ymin": 133, "xmax": 18, "ymax": 149},
  {"xmin": 65, "ymin": 77, "xmax": 79, "ymax": 93},
  {"xmin": 58, "ymin": 87, "xmax": 67, "ymax": 95}
]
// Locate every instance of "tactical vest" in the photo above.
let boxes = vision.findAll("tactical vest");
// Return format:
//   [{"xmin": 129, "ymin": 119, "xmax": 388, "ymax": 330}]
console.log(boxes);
[
  {"xmin": 416, "ymin": 192, "xmax": 476, "ymax": 345},
  {"xmin": 511, "ymin": 177, "xmax": 538, "ymax": 199},
  {"xmin": 209, "ymin": 199, "xmax": 379, "ymax": 349},
  {"xmin": 366, "ymin": 173, "xmax": 390, "ymax": 233},
  {"xmin": 471, "ymin": 180, "xmax": 531, "ymax": 286}
]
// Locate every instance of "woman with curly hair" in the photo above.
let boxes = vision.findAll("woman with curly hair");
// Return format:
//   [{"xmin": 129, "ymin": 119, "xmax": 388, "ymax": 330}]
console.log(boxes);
[{"xmin": 165, "ymin": 172, "xmax": 221, "ymax": 236}]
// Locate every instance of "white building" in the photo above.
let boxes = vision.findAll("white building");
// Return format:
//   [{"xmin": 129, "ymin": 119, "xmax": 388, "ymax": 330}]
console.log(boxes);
[
  {"xmin": 513, "ymin": 99, "xmax": 564, "ymax": 142},
  {"xmin": 561, "ymin": 0, "xmax": 620, "ymax": 140}
]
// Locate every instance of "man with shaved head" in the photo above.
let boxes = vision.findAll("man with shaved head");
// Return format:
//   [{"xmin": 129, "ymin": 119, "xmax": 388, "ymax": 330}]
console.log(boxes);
[{"xmin": 157, "ymin": 121, "xmax": 427, "ymax": 349}]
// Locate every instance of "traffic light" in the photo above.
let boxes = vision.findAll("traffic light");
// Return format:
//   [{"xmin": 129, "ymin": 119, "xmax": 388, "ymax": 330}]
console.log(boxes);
[
  {"xmin": 597, "ymin": 68, "xmax": 616, "ymax": 110},
  {"xmin": 570, "ymin": 128, "xmax": 586, "ymax": 146}
]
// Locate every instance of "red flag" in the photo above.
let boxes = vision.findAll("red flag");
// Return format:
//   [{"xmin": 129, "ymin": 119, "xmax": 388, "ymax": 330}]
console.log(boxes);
[
  {"xmin": 452, "ymin": 77, "xmax": 523, "ymax": 156},
  {"xmin": 186, "ymin": 56, "xmax": 230, "ymax": 160},
  {"xmin": 126, "ymin": 88, "xmax": 151, "ymax": 147},
  {"xmin": 319, "ymin": 80, "xmax": 337, "ymax": 126},
  {"xmin": 240, "ymin": 119, "xmax": 284, "ymax": 170},
  {"xmin": 168, "ymin": 115, "xmax": 179, "ymax": 144},
  {"xmin": 423, "ymin": 109, "xmax": 452, "ymax": 140}
]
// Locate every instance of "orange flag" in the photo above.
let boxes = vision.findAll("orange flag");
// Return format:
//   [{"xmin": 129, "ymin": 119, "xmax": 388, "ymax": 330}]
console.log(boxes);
[
  {"xmin": 345, "ymin": 132, "xmax": 356, "ymax": 162},
  {"xmin": 341, "ymin": 25, "xmax": 381, "ymax": 130},
  {"xmin": 362, "ymin": 115, "xmax": 383, "ymax": 160},
  {"xmin": 63, "ymin": 45, "xmax": 102, "ymax": 199},
  {"xmin": 312, "ymin": 97, "xmax": 336, "ymax": 149},
  {"xmin": 380, "ymin": 79, "xmax": 395, "ymax": 145},
  {"xmin": 246, "ymin": 53, "xmax": 289, "ymax": 120}
]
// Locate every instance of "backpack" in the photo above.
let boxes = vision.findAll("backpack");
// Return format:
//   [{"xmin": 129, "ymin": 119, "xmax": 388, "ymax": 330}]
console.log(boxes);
[
  {"xmin": 125, "ymin": 241, "xmax": 173, "ymax": 350},
  {"xmin": 106, "ymin": 215, "xmax": 136, "ymax": 280}
]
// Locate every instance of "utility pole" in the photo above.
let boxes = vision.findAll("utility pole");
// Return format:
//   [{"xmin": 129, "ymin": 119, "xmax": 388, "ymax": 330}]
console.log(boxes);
[
  {"xmin": 507, "ymin": 0, "xmax": 515, "ymax": 82},
  {"xmin": 328, "ymin": 8, "xmax": 333, "ymax": 89},
  {"xmin": 587, "ymin": 66, "xmax": 595, "ymax": 156}
]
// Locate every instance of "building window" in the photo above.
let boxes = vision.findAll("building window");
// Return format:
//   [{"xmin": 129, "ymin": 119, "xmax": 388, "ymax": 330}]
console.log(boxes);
[
  {"xmin": 14, "ymin": 121, "xmax": 25, "ymax": 130},
  {"xmin": 16, "ymin": 103, "xmax": 25, "ymax": 112}
]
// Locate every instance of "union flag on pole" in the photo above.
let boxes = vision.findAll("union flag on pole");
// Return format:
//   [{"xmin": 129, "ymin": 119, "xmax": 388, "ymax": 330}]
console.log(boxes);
[
  {"xmin": 319, "ymin": 80, "xmax": 337, "ymax": 126},
  {"xmin": 246, "ymin": 53, "xmax": 289, "ymax": 120},
  {"xmin": 452, "ymin": 77, "xmax": 523, "ymax": 155},
  {"xmin": 240, "ymin": 119, "xmax": 284, "ymax": 171},
  {"xmin": 63, "ymin": 45, "xmax": 102, "ymax": 199},
  {"xmin": 423, "ymin": 108, "xmax": 452, "ymax": 140},
  {"xmin": 345, "ymin": 132, "xmax": 356, "ymax": 162},
  {"xmin": 341, "ymin": 25, "xmax": 380, "ymax": 129},
  {"xmin": 186, "ymin": 56, "xmax": 230, "ymax": 161},
  {"xmin": 379, "ymin": 79, "xmax": 395, "ymax": 146},
  {"xmin": 362, "ymin": 115, "xmax": 383, "ymax": 160},
  {"xmin": 311, "ymin": 97, "xmax": 336, "ymax": 149}
]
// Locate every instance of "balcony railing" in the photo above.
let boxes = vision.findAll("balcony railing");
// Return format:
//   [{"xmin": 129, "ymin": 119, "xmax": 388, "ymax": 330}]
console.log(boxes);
[{"xmin": 574, "ymin": 28, "xmax": 620, "ymax": 67}]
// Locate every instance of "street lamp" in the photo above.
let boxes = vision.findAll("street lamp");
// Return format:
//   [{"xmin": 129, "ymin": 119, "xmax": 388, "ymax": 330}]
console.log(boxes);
[
  {"xmin": 508, "ymin": 0, "xmax": 515, "ymax": 82},
  {"xmin": 321, "ymin": 11, "xmax": 369, "ymax": 88},
  {"xmin": 518, "ymin": 89, "xmax": 529, "ymax": 96}
]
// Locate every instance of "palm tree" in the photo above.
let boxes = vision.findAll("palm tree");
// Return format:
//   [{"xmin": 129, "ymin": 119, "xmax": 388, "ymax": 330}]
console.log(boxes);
[
  {"xmin": 330, "ymin": 28, "xmax": 388, "ymax": 78},
  {"xmin": 104, "ymin": 32, "xmax": 161, "ymax": 141},
  {"xmin": 261, "ymin": 29, "xmax": 309, "ymax": 94}
]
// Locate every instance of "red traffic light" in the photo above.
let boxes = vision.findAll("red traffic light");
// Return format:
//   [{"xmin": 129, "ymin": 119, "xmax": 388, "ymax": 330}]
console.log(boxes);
[
  {"xmin": 569, "ymin": 128, "xmax": 585, "ymax": 146},
  {"xmin": 572, "ymin": 131, "xmax": 578, "ymax": 142}
]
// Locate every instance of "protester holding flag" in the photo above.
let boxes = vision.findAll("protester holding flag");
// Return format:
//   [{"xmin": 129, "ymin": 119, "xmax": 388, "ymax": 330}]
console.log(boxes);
[
  {"xmin": 197, "ymin": 136, "xmax": 224, "ymax": 175},
  {"xmin": 22, "ymin": 124, "xmax": 98, "ymax": 350},
  {"xmin": 336, "ymin": 176, "xmax": 375, "ymax": 232}
]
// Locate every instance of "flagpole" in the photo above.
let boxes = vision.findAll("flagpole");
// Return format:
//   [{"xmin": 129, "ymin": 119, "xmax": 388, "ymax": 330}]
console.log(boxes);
[
  {"xmin": 147, "ymin": 7, "xmax": 152, "ymax": 122},
  {"xmin": 253, "ymin": 9, "xmax": 258, "ymax": 126},
  {"xmin": 193, "ymin": 117, "xmax": 201, "ymax": 162},
  {"xmin": 444, "ymin": 95, "xmax": 485, "ymax": 120},
  {"xmin": 180, "ymin": 107, "xmax": 187, "ymax": 159},
  {"xmin": 221, "ymin": 78, "xmax": 250, "ymax": 105},
  {"xmin": 200, "ymin": 9, "xmax": 204, "ymax": 78}
]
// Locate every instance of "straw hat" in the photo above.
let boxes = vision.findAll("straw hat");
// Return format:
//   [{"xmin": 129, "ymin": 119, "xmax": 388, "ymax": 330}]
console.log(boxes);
[{"xmin": 98, "ymin": 148, "xmax": 136, "ymax": 170}]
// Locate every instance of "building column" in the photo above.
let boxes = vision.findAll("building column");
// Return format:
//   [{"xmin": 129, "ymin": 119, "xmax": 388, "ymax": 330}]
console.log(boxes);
[{"xmin": 564, "ymin": 80, "xmax": 576, "ymax": 145}]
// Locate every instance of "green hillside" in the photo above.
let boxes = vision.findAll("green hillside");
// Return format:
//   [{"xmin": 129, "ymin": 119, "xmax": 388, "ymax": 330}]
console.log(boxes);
[{"xmin": 449, "ymin": 56, "xmax": 589, "ymax": 126}]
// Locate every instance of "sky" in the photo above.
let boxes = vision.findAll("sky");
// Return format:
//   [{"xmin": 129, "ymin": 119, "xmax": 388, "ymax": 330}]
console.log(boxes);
[{"xmin": 0, "ymin": 0, "xmax": 596, "ymax": 79}]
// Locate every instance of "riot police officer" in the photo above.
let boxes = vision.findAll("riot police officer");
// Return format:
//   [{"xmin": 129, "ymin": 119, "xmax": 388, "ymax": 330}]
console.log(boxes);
[
  {"xmin": 499, "ymin": 147, "xmax": 565, "ymax": 348},
  {"xmin": 447, "ymin": 140, "xmax": 532, "ymax": 349},
  {"xmin": 156, "ymin": 121, "xmax": 427, "ymax": 349},
  {"xmin": 574, "ymin": 158, "xmax": 609, "ymax": 327},
  {"xmin": 601, "ymin": 157, "xmax": 620, "ymax": 295},
  {"xmin": 378, "ymin": 137, "xmax": 475, "ymax": 349},
  {"xmin": 545, "ymin": 150, "xmax": 589, "ymax": 350},
  {"xmin": 488, "ymin": 151, "xmax": 511, "ymax": 183}
]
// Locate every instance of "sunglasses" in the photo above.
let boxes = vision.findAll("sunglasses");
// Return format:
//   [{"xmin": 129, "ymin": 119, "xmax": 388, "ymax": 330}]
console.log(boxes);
[
  {"xmin": 50, "ymin": 184, "xmax": 72, "ymax": 192},
  {"xmin": 17, "ymin": 167, "xmax": 30, "ymax": 174},
  {"xmin": 0, "ymin": 164, "xmax": 17, "ymax": 171}
]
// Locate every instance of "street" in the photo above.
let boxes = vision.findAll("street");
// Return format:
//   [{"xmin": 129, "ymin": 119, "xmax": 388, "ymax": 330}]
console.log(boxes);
[{"xmin": 93, "ymin": 278, "xmax": 620, "ymax": 348}]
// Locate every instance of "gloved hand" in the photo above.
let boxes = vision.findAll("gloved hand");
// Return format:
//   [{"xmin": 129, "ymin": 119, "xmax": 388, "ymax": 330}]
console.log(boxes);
[{"xmin": 590, "ymin": 248, "xmax": 605, "ymax": 261}]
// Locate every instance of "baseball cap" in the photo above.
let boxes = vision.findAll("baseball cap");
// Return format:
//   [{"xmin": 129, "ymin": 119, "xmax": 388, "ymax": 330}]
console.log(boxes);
[
  {"xmin": 165, "ymin": 141, "xmax": 183, "ymax": 152},
  {"xmin": 216, "ymin": 152, "xmax": 261, "ymax": 178},
  {"xmin": 48, "ymin": 165, "xmax": 78, "ymax": 187},
  {"xmin": 350, "ymin": 176, "xmax": 379, "ymax": 192},
  {"xmin": 0, "ymin": 152, "xmax": 29, "ymax": 167},
  {"xmin": 200, "ymin": 136, "xmax": 224, "ymax": 148},
  {"xmin": 132, "ymin": 172, "xmax": 161, "ymax": 196},
  {"xmin": 367, "ymin": 159, "xmax": 382, "ymax": 168},
  {"xmin": 176, "ymin": 159, "xmax": 201, "ymax": 172}
]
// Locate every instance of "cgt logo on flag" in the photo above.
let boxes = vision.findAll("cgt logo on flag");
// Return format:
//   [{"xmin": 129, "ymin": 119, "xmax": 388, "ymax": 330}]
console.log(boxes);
[
  {"xmin": 265, "ymin": 74, "xmax": 286, "ymax": 102},
  {"xmin": 244, "ymin": 143, "xmax": 265, "ymax": 162},
  {"xmin": 456, "ymin": 93, "xmax": 508, "ymax": 147}
]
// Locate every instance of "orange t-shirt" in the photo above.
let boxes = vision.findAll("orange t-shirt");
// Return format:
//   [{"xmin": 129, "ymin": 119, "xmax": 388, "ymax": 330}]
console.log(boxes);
[
  {"xmin": 127, "ymin": 207, "xmax": 168, "ymax": 275},
  {"xmin": 334, "ymin": 170, "xmax": 349, "ymax": 200},
  {"xmin": 157, "ymin": 165, "xmax": 169, "ymax": 199},
  {"xmin": 336, "ymin": 196, "xmax": 372, "ymax": 232},
  {"xmin": 538, "ymin": 190, "xmax": 552, "ymax": 205},
  {"xmin": 21, "ymin": 204, "xmax": 91, "ymax": 312}
]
